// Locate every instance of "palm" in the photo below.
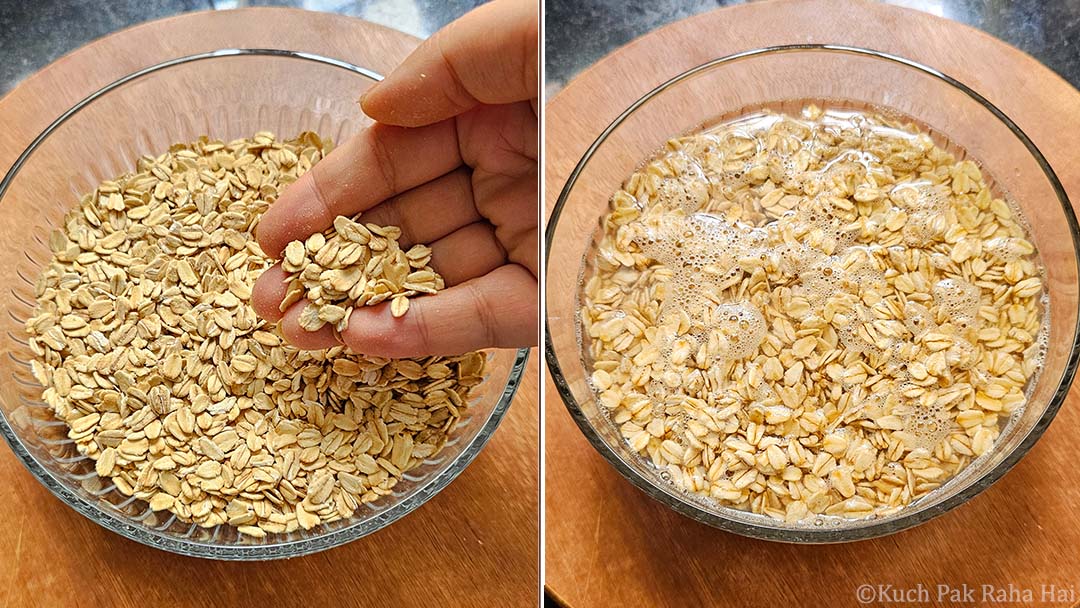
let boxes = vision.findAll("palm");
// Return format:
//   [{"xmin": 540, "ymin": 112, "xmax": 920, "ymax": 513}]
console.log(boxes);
[
  {"xmin": 457, "ymin": 101, "xmax": 538, "ymax": 277},
  {"xmin": 251, "ymin": 0, "xmax": 538, "ymax": 356}
]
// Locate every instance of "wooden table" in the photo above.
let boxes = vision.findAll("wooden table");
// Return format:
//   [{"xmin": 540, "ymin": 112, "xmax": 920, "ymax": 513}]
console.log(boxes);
[
  {"xmin": 545, "ymin": 1, "xmax": 1080, "ymax": 606},
  {"xmin": 0, "ymin": 9, "xmax": 538, "ymax": 607}
]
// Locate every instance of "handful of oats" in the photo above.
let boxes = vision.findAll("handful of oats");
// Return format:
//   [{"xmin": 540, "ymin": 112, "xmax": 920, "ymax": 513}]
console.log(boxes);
[
  {"xmin": 282, "ymin": 214, "xmax": 443, "ymax": 333},
  {"xmin": 26, "ymin": 131, "xmax": 484, "ymax": 537},
  {"xmin": 582, "ymin": 106, "xmax": 1047, "ymax": 522}
]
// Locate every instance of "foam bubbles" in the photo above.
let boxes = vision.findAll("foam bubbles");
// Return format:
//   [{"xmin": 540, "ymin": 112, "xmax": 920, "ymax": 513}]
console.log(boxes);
[
  {"xmin": 894, "ymin": 183, "xmax": 950, "ymax": 245},
  {"xmin": 710, "ymin": 303, "xmax": 766, "ymax": 361},
  {"xmin": 657, "ymin": 174, "xmax": 710, "ymax": 214},
  {"xmin": 901, "ymin": 402, "xmax": 953, "ymax": 451},
  {"xmin": 903, "ymin": 302, "xmax": 936, "ymax": 339},
  {"xmin": 837, "ymin": 304, "xmax": 880, "ymax": 355},
  {"xmin": 984, "ymin": 236, "xmax": 1026, "ymax": 262},
  {"xmin": 932, "ymin": 278, "xmax": 981, "ymax": 322},
  {"xmin": 1022, "ymin": 294, "xmax": 1050, "ymax": 401},
  {"xmin": 636, "ymin": 206, "xmax": 774, "ymax": 392},
  {"xmin": 946, "ymin": 336, "xmax": 977, "ymax": 370},
  {"xmin": 798, "ymin": 255, "xmax": 844, "ymax": 297}
]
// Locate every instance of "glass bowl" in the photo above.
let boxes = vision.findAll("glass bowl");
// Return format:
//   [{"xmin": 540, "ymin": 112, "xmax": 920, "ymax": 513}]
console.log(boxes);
[
  {"xmin": 0, "ymin": 49, "xmax": 528, "ymax": 559},
  {"xmin": 546, "ymin": 45, "xmax": 1080, "ymax": 542}
]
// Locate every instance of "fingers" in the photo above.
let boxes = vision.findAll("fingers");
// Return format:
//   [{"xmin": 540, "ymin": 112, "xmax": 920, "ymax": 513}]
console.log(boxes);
[
  {"xmin": 454, "ymin": 101, "xmax": 538, "ymax": 276},
  {"xmin": 280, "ymin": 303, "xmax": 338, "ymax": 349},
  {"xmin": 342, "ymin": 264, "xmax": 537, "ymax": 357},
  {"xmin": 428, "ymin": 223, "xmax": 506, "ymax": 285},
  {"xmin": 360, "ymin": 168, "xmax": 481, "ymax": 248},
  {"xmin": 360, "ymin": 0, "xmax": 539, "ymax": 127},
  {"xmin": 458, "ymin": 101, "xmax": 538, "ymax": 167},
  {"xmin": 252, "ymin": 218, "xmax": 507, "ymax": 324},
  {"xmin": 472, "ymin": 166, "xmax": 538, "ymax": 276},
  {"xmin": 251, "ymin": 263, "xmax": 290, "ymax": 323},
  {"xmin": 264, "ymin": 264, "xmax": 537, "ymax": 357},
  {"xmin": 256, "ymin": 120, "xmax": 461, "ymax": 258}
]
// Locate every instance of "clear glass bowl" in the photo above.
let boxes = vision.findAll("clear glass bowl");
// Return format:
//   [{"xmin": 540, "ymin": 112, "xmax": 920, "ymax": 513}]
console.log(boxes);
[
  {"xmin": 546, "ymin": 45, "xmax": 1080, "ymax": 542},
  {"xmin": 0, "ymin": 49, "xmax": 528, "ymax": 559}
]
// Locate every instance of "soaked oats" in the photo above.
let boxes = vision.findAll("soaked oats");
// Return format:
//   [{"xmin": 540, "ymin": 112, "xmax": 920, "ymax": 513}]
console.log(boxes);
[
  {"xmin": 26, "ymin": 131, "xmax": 484, "ymax": 536},
  {"xmin": 582, "ymin": 105, "xmax": 1048, "ymax": 522}
]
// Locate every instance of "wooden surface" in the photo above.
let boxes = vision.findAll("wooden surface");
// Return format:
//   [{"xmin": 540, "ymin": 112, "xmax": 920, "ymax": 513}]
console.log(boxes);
[
  {"xmin": 545, "ymin": 1, "xmax": 1080, "ymax": 607},
  {"xmin": 0, "ymin": 9, "xmax": 537, "ymax": 608}
]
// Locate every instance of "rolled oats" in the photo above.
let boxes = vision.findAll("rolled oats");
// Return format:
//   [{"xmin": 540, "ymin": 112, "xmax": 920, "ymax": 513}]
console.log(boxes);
[
  {"xmin": 27, "ymin": 132, "xmax": 485, "ymax": 537},
  {"xmin": 280, "ymin": 214, "xmax": 442, "ymax": 331},
  {"xmin": 582, "ymin": 106, "xmax": 1048, "ymax": 522}
]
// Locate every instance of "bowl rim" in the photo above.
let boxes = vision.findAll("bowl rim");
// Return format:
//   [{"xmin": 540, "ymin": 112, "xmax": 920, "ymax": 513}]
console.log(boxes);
[
  {"xmin": 0, "ymin": 47, "xmax": 531, "ymax": 559},
  {"xmin": 544, "ymin": 43, "xmax": 1080, "ymax": 543}
]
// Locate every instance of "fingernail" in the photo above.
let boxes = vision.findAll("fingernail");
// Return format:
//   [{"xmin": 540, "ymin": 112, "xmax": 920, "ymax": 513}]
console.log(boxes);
[{"xmin": 358, "ymin": 86, "xmax": 376, "ymax": 108}]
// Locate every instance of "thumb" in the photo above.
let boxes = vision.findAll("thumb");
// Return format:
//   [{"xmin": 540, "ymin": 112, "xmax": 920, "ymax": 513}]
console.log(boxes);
[
  {"xmin": 340, "ymin": 264, "xmax": 537, "ymax": 357},
  {"xmin": 274, "ymin": 264, "xmax": 538, "ymax": 357},
  {"xmin": 361, "ymin": 0, "xmax": 539, "ymax": 127}
]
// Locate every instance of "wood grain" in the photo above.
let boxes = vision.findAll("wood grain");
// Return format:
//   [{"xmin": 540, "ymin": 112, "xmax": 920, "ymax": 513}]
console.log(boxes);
[
  {"xmin": 545, "ymin": 1, "xmax": 1080, "ymax": 607},
  {"xmin": 0, "ymin": 9, "xmax": 537, "ymax": 608}
]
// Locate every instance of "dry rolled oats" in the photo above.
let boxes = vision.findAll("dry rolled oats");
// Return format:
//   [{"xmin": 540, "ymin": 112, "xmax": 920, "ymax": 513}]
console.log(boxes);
[
  {"xmin": 27, "ymin": 131, "xmax": 485, "ymax": 537},
  {"xmin": 280, "ymin": 215, "xmax": 442, "ymax": 330},
  {"xmin": 582, "ymin": 106, "xmax": 1048, "ymax": 522}
]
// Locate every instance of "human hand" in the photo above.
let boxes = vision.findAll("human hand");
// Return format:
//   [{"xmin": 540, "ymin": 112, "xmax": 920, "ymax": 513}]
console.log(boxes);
[{"xmin": 251, "ymin": 0, "xmax": 538, "ymax": 358}]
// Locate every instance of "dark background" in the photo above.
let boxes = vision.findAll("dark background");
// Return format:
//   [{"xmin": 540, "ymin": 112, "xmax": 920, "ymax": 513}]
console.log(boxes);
[
  {"xmin": 0, "ymin": 0, "xmax": 485, "ymax": 95},
  {"xmin": 545, "ymin": 0, "xmax": 1080, "ymax": 91},
  {"xmin": 3, "ymin": 2, "xmax": 1076, "ymax": 104}
]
